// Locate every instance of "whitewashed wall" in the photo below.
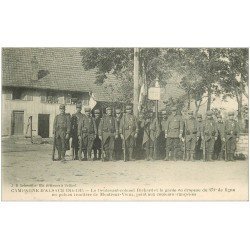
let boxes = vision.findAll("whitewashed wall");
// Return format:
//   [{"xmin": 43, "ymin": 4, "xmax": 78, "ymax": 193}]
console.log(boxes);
[{"xmin": 2, "ymin": 88, "xmax": 90, "ymax": 137}]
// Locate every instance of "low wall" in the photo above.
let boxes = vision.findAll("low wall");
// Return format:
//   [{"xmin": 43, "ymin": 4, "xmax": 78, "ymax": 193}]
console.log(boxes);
[{"xmin": 236, "ymin": 133, "xmax": 248, "ymax": 157}]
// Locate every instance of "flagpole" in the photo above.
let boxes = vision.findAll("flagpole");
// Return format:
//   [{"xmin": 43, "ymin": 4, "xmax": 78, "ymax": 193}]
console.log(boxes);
[{"xmin": 133, "ymin": 48, "xmax": 140, "ymax": 117}]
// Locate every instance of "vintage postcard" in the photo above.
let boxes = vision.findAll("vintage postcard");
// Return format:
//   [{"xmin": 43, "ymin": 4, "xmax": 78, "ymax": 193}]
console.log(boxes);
[{"xmin": 1, "ymin": 47, "xmax": 248, "ymax": 201}]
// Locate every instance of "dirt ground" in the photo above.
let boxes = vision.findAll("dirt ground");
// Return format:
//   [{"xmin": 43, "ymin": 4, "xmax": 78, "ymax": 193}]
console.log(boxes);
[{"xmin": 1, "ymin": 138, "xmax": 249, "ymax": 201}]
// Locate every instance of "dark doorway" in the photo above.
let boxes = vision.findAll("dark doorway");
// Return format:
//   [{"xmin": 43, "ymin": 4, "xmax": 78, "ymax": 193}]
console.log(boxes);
[
  {"xmin": 38, "ymin": 114, "xmax": 50, "ymax": 138},
  {"xmin": 12, "ymin": 111, "xmax": 24, "ymax": 135}
]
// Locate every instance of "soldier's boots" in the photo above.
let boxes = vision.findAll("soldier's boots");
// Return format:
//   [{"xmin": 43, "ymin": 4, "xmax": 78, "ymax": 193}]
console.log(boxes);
[
  {"xmin": 149, "ymin": 148, "xmax": 154, "ymax": 161},
  {"xmin": 98, "ymin": 150, "xmax": 102, "ymax": 160},
  {"xmin": 61, "ymin": 151, "xmax": 66, "ymax": 162},
  {"xmin": 228, "ymin": 153, "xmax": 235, "ymax": 161},
  {"xmin": 145, "ymin": 149, "xmax": 150, "ymax": 161},
  {"xmin": 109, "ymin": 151, "xmax": 116, "ymax": 162},
  {"xmin": 57, "ymin": 151, "xmax": 62, "ymax": 161},
  {"xmin": 128, "ymin": 148, "xmax": 134, "ymax": 161},
  {"xmin": 164, "ymin": 150, "xmax": 169, "ymax": 161},
  {"xmin": 218, "ymin": 152, "xmax": 223, "ymax": 161},
  {"xmin": 173, "ymin": 149, "xmax": 178, "ymax": 161},
  {"xmin": 207, "ymin": 154, "xmax": 213, "ymax": 162},
  {"xmin": 190, "ymin": 153, "xmax": 195, "ymax": 162},
  {"xmin": 93, "ymin": 149, "xmax": 98, "ymax": 160},
  {"xmin": 83, "ymin": 150, "xmax": 87, "ymax": 161}
]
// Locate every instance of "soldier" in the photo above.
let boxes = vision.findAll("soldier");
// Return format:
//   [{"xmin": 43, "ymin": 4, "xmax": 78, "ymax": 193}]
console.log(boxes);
[
  {"xmin": 119, "ymin": 105, "xmax": 139, "ymax": 161},
  {"xmin": 195, "ymin": 114, "xmax": 203, "ymax": 160},
  {"xmin": 202, "ymin": 111, "xmax": 218, "ymax": 161},
  {"xmin": 114, "ymin": 108, "xmax": 123, "ymax": 160},
  {"xmin": 65, "ymin": 113, "xmax": 71, "ymax": 152},
  {"xmin": 183, "ymin": 111, "xmax": 199, "ymax": 161},
  {"xmin": 71, "ymin": 103, "xmax": 85, "ymax": 160},
  {"xmin": 135, "ymin": 112, "xmax": 145, "ymax": 160},
  {"xmin": 163, "ymin": 107, "xmax": 184, "ymax": 161},
  {"xmin": 93, "ymin": 109, "xmax": 102, "ymax": 160},
  {"xmin": 53, "ymin": 104, "xmax": 71, "ymax": 162},
  {"xmin": 223, "ymin": 111, "xmax": 240, "ymax": 161},
  {"xmin": 78, "ymin": 107, "xmax": 97, "ymax": 161},
  {"xmin": 141, "ymin": 110, "xmax": 159, "ymax": 161},
  {"xmin": 99, "ymin": 107, "xmax": 117, "ymax": 161},
  {"xmin": 159, "ymin": 110, "xmax": 168, "ymax": 159},
  {"xmin": 214, "ymin": 114, "xmax": 225, "ymax": 160}
]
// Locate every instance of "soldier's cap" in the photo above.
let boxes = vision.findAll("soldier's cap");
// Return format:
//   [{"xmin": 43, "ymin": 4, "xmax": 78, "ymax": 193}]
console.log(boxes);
[
  {"xmin": 59, "ymin": 104, "xmax": 65, "ymax": 110},
  {"xmin": 206, "ymin": 111, "xmax": 213, "ymax": 116},
  {"xmin": 217, "ymin": 114, "xmax": 222, "ymax": 118},
  {"xmin": 94, "ymin": 109, "xmax": 100, "ymax": 114},
  {"xmin": 197, "ymin": 114, "xmax": 202, "ymax": 118},
  {"xmin": 76, "ymin": 103, "xmax": 82, "ymax": 109},
  {"xmin": 161, "ymin": 110, "xmax": 167, "ymax": 114},
  {"xmin": 228, "ymin": 111, "xmax": 234, "ymax": 116},
  {"xmin": 126, "ymin": 105, "xmax": 132, "ymax": 110},
  {"xmin": 84, "ymin": 107, "xmax": 91, "ymax": 112},
  {"xmin": 188, "ymin": 110, "xmax": 193, "ymax": 115},
  {"xmin": 171, "ymin": 107, "xmax": 177, "ymax": 111},
  {"xmin": 106, "ymin": 107, "xmax": 112, "ymax": 111}
]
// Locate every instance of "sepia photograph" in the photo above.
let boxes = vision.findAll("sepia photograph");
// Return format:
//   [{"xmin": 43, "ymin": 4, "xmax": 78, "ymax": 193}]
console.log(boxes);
[{"xmin": 1, "ymin": 47, "xmax": 249, "ymax": 201}]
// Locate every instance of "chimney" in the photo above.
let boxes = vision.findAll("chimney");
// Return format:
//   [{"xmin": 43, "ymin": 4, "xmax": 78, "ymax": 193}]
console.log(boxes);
[{"xmin": 31, "ymin": 56, "xmax": 39, "ymax": 81}]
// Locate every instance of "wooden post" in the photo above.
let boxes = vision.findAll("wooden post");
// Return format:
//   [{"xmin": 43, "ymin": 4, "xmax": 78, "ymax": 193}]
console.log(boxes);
[{"xmin": 133, "ymin": 48, "xmax": 140, "ymax": 117}]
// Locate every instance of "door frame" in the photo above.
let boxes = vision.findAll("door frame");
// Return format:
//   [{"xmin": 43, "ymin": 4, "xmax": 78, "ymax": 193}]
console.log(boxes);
[
  {"xmin": 11, "ymin": 110, "xmax": 25, "ymax": 135},
  {"xmin": 38, "ymin": 114, "xmax": 50, "ymax": 138}
]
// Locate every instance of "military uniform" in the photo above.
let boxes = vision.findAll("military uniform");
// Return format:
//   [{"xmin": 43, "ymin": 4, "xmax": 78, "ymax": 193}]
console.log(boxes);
[
  {"xmin": 135, "ymin": 113, "xmax": 145, "ymax": 160},
  {"xmin": 214, "ymin": 114, "xmax": 225, "ymax": 160},
  {"xmin": 99, "ymin": 107, "xmax": 117, "ymax": 161},
  {"xmin": 93, "ymin": 109, "xmax": 102, "ymax": 160},
  {"xmin": 53, "ymin": 104, "xmax": 71, "ymax": 161},
  {"xmin": 78, "ymin": 107, "xmax": 97, "ymax": 160},
  {"xmin": 184, "ymin": 111, "xmax": 198, "ymax": 161},
  {"xmin": 141, "ymin": 112, "xmax": 160, "ymax": 161},
  {"xmin": 71, "ymin": 103, "xmax": 85, "ymax": 160},
  {"xmin": 114, "ymin": 108, "xmax": 123, "ymax": 160},
  {"xmin": 202, "ymin": 111, "xmax": 218, "ymax": 161},
  {"xmin": 223, "ymin": 112, "xmax": 240, "ymax": 161},
  {"xmin": 195, "ymin": 114, "xmax": 203, "ymax": 160},
  {"xmin": 119, "ymin": 105, "xmax": 139, "ymax": 161},
  {"xmin": 158, "ymin": 111, "xmax": 167, "ymax": 159},
  {"xmin": 163, "ymin": 107, "xmax": 184, "ymax": 161}
]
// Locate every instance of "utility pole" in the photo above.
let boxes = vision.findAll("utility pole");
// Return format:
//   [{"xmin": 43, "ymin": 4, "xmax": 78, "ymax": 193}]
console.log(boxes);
[{"xmin": 133, "ymin": 48, "xmax": 140, "ymax": 117}]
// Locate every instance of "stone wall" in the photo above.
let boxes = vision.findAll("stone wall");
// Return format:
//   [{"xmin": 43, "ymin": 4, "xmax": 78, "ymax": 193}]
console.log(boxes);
[{"xmin": 236, "ymin": 133, "xmax": 248, "ymax": 157}]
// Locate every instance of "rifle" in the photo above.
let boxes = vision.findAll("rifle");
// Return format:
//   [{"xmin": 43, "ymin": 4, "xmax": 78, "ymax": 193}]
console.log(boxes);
[
  {"xmin": 71, "ymin": 138, "xmax": 75, "ymax": 160},
  {"xmin": 52, "ymin": 134, "xmax": 56, "ymax": 161},
  {"xmin": 123, "ymin": 105, "xmax": 126, "ymax": 162},
  {"xmin": 183, "ymin": 120, "xmax": 186, "ymax": 161},
  {"xmin": 79, "ymin": 136, "xmax": 82, "ymax": 161},
  {"xmin": 224, "ymin": 137, "xmax": 227, "ymax": 161},
  {"xmin": 101, "ymin": 129, "xmax": 105, "ymax": 162},
  {"xmin": 203, "ymin": 132, "xmax": 206, "ymax": 162}
]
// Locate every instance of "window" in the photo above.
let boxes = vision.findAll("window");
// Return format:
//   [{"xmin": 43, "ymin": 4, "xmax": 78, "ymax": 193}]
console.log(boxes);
[
  {"xmin": 26, "ymin": 93, "xmax": 33, "ymax": 101},
  {"xmin": 12, "ymin": 88, "xmax": 23, "ymax": 100},
  {"xmin": 47, "ymin": 91, "xmax": 59, "ymax": 104},
  {"xmin": 41, "ymin": 93, "xmax": 47, "ymax": 103},
  {"xmin": 65, "ymin": 94, "xmax": 71, "ymax": 104}
]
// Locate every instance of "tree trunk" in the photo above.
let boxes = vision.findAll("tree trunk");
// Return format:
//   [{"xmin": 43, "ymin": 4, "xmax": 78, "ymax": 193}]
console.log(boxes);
[
  {"xmin": 207, "ymin": 86, "xmax": 212, "ymax": 111},
  {"xmin": 133, "ymin": 48, "xmax": 140, "ymax": 117},
  {"xmin": 187, "ymin": 91, "xmax": 191, "ymax": 110},
  {"xmin": 238, "ymin": 92, "xmax": 244, "ymax": 132}
]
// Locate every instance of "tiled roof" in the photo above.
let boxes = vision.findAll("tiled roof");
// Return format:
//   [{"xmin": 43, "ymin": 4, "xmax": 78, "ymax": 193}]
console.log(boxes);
[{"xmin": 2, "ymin": 48, "xmax": 120, "ymax": 102}]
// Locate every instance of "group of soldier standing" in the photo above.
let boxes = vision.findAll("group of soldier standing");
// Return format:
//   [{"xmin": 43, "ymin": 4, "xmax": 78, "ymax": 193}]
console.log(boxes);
[{"xmin": 53, "ymin": 103, "xmax": 240, "ymax": 163}]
